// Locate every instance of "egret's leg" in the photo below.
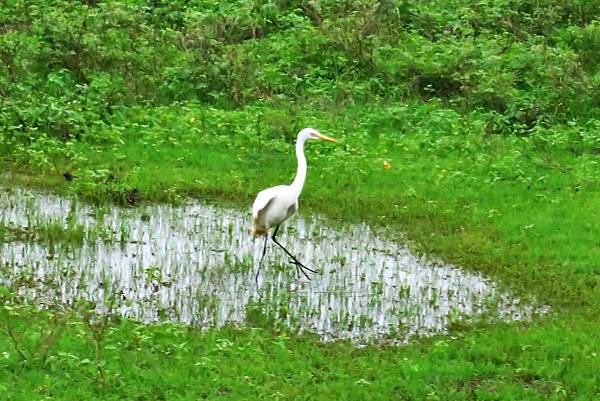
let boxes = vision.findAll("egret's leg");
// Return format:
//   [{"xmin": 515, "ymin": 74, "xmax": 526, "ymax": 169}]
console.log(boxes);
[
  {"xmin": 271, "ymin": 225, "xmax": 317, "ymax": 279},
  {"xmin": 255, "ymin": 233, "xmax": 269, "ymax": 283},
  {"xmin": 271, "ymin": 226, "xmax": 302, "ymax": 278},
  {"xmin": 270, "ymin": 225, "xmax": 299, "ymax": 277}
]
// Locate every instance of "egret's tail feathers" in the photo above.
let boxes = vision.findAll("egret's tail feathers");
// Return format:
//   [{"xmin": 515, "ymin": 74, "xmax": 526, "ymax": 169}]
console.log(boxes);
[
  {"xmin": 252, "ymin": 227, "xmax": 268, "ymax": 238},
  {"xmin": 252, "ymin": 220, "xmax": 268, "ymax": 238}
]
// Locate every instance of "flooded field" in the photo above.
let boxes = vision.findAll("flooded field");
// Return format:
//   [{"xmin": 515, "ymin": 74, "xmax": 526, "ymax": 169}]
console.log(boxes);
[{"xmin": 0, "ymin": 187, "xmax": 547, "ymax": 344}]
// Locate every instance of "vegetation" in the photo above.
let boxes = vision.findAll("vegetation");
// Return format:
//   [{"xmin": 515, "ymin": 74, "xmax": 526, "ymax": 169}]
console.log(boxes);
[{"xmin": 1, "ymin": 0, "xmax": 600, "ymax": 399}]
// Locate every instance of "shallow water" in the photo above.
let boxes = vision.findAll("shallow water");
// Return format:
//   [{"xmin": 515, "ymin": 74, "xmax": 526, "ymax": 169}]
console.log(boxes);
[{"xmin": 0, "ymin": 187, "xmax": 546, "ymax": 343}]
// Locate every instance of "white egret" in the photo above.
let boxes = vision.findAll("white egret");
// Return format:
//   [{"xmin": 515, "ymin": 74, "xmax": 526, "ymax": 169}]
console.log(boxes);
[{"xmin": 252, "ymin": 127, "xmax": 336, "ymax": 281}]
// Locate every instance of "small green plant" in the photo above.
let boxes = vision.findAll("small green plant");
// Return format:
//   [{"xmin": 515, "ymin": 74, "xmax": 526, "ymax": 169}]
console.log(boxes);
[{"xmin": 0, "ymin": 287, "xmax": 67, "ymax": 367}]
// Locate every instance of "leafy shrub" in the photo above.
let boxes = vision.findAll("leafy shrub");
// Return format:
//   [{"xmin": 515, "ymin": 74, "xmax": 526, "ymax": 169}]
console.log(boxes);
[{"xmin": 1, "ymin": 0, "xmax": 600, "ymax": 154}]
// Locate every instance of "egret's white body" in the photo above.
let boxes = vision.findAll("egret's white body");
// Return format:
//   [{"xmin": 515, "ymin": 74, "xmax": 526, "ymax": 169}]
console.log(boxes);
[
  {"xmin": 252, "ymin": 127, "xmax": 335, "ymax": 237},
  {"xmin": 252, "ymin": 185, "xmax": 298, "ymax": 237},
  {"xmin": 251, "ymin": 127, "xmax": 336, "ymax": 279}
]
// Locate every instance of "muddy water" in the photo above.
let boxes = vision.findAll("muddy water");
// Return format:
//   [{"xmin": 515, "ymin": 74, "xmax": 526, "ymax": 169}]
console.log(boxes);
[{"xmin": 0, "ymin": 187, "xmax": 546, "ymax": 343}]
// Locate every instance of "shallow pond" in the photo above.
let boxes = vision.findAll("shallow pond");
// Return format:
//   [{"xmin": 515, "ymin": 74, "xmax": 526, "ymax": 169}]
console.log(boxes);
[{"xmin": 0, "ymin": 186, "xmax": 547, "ymax": 344}]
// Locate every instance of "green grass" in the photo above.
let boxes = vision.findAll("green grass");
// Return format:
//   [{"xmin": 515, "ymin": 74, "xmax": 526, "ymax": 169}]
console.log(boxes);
[
  {"xmin": 2, "ymin": 310, "xmax": 599, "ymax": 400},
  {"xmin": 2, "ymin": 102, "xmax": 600, "ymax": 399}
]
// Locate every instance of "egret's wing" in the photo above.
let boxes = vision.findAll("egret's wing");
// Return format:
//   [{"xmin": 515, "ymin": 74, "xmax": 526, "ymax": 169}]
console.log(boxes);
[
  {"xmin": 251, "ymin": 186, "xmax": 285, "ymax": 237},
  {"xmin": 253, "ymin": 198, "xmax": 274, "ymax": 233},
  {"xmin": 251, "ymin": 185, "xmax": 284, "ymax": 219}
]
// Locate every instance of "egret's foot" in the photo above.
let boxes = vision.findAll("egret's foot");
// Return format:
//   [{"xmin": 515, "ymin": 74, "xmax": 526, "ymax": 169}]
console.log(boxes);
[
  {"xmin": 292, "ymin": 263, "xmax": 303, "ymax": 280},
  {"xmin": 286, "ymin": 257, "xmax": 316, "ymax": 274},
  {"xmin": 296, "ymin": 261, "xmax": 317, "ymax": 275},
  {"xmin": 286, "ymin": 259, "xmax": 317, "ymax": 280},
  {"xmin": 301, "ymin": 265, "xmax": 318, "ymax": 274}
]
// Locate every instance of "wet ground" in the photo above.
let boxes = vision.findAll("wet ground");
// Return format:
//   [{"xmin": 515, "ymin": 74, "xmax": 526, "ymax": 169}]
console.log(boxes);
[{"xmin": 0, "ymin": 187, "xmax": 547, "ymax": 344}]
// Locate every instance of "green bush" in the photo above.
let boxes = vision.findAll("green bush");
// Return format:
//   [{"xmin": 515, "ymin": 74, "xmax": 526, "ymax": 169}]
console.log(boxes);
[{"xmin": 1, "ymin": 0, "xmax": 600, "ymax": 151}]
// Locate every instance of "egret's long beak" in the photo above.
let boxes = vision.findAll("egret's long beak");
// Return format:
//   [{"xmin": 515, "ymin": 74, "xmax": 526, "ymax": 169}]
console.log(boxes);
[{"xmin": 316, "ymin": 133, "xmax": 337, "ymax": 142}]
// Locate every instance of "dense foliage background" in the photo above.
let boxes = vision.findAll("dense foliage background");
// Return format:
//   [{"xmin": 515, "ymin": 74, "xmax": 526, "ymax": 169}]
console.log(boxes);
[{"xmin": 2, "ymin": 0, "xmax": 600, "ymax": 146}]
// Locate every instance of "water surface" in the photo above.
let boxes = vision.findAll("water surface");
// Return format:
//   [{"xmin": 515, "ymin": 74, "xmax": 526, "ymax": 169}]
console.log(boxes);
[{"xmin": 0, "ymin": 187, "xmax": 546, "ymax": 343}]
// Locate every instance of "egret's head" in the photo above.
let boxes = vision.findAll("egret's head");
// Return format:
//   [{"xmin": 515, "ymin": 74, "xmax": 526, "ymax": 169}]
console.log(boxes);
[{"xmin": 298, "ymin": 127, "xmax": 337, "ymax": 143}]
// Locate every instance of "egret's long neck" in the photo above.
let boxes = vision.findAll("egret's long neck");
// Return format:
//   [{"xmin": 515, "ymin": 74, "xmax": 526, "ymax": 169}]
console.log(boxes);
[{"xmin": 290, "ymin": 136, "xmax": 308, "ymax": 197}]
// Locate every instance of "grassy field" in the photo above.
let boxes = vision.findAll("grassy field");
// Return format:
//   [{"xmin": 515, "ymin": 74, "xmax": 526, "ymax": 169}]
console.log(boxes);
[{"xmin": 2, "ymin": 1, "xmax": 600, "ymax": 399}]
